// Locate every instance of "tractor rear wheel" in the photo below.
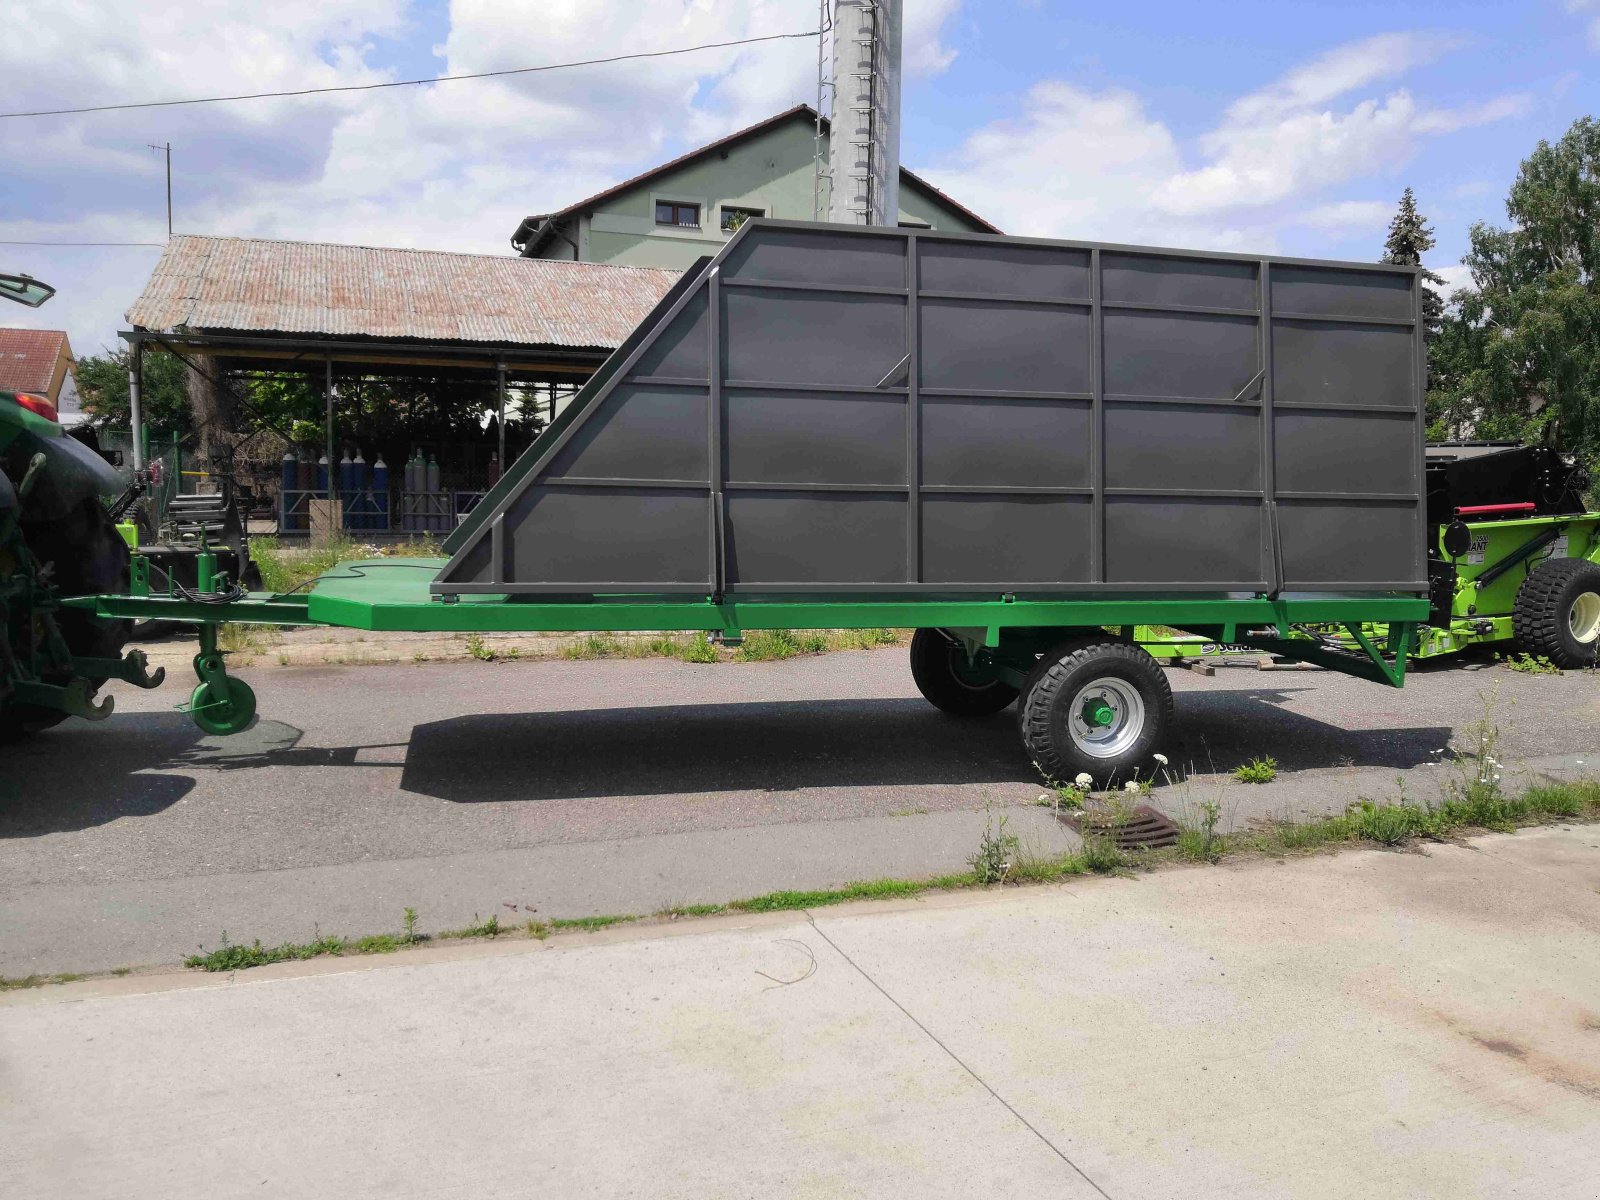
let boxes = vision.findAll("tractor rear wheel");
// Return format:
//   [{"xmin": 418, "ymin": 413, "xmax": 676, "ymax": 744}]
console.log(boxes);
[
  {"xmin": 1018, "ymin": 638, "xmax": 1172, "ymax": 785},
  {"xmin": 909, "ymin": 628, "xmax": 1018, "ymax": 716},
  {"xmin": 1, "ymin": 498, "xmax": 131, "ymax": 737},
  {"xmin": 1513, "ymin": 557, "xmax": 1600, "ymax": 669}
]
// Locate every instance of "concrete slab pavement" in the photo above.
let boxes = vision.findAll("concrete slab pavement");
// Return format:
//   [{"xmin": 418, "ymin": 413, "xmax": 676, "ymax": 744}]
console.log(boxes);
[{"xmin": 4, "ymin": 826, "xmax": 1599, "ymax": 1198}]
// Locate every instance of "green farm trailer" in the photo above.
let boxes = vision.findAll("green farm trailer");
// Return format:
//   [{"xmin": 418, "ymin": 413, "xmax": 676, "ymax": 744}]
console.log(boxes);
[{"xmin": 28, "ymin": 222, "xmax": 1600, "ymax": 780}]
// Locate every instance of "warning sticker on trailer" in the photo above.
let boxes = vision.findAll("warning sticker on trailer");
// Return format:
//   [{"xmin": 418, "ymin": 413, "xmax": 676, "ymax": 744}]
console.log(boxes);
[
  {"xmin": 1467, "ymin": 534, "xmax": 1488, "ymax": 565},
  {"xmin": 1552, "ymin": 534, "xmax": 1569, "ymax": 558}
]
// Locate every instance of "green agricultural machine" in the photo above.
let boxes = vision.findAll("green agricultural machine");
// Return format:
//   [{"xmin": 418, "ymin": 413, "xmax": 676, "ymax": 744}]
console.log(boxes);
[
  {"xmin": 0, "ymin": 272, "xmax": 163, "ymax": 738},
  {"xmin": 1141, "ymin": 440, "xmax": 1600, "ymax": 671},
  {"xmin": 27, "ymin": 222, "xmax": 1600, "ymax": 779}
]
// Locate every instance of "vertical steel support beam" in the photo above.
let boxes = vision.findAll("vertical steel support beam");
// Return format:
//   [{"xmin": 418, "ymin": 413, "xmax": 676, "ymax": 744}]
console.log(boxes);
[
  {"xmin": 905, "ymin": 232, "xmax": 920, "ymax": 585},
  {"xmin": 491, "ymin": 514, "xmax": 504, "ymax": 587},
  {"xmin": 1411, "ymin": 265, "xmax": 1428, "ymax": 576},
  {"xmin": 324, "ymin": 359, "xmax": 335, "ymax": 502},
  {"xmin": 707, "ymin": 270, "xmax": 724, "ymax": 594},
  {"xmin": 496, "ymin": 360, "xmax": 507, "ymax": 470},
  {"xmin": 1089, "ymin": 247, "xmax": 1104, "ymax": 583},
  {"xmin": 1259, "ymin": 261, "xmax": 1281, "ymax": 596},
  {"xmin": 128, "ymin": 339, "xmax": 145, "ymax": 472}
]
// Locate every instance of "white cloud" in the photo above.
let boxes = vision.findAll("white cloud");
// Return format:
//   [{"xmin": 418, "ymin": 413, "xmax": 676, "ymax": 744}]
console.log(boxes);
[
  {"xmin": 1431, "ymin": 263, "xmax": 1475, "ymax": 296},
  {"xmin": 1296, "ymin": 200, "xmax": 1393, "ymax": 231},
  {"xmin": 2, "ymin": 1, "xmax": 967, "ymax": 351},
  {"xmin": 922, "ymin": 30, "xmax": 1527, "ymax": 252}
]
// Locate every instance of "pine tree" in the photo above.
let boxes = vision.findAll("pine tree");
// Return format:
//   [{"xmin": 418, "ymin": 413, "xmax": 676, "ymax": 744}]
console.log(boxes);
[{"xmin": 1381, "ymin": 187, "xmax": 1445, "ymax": 339}]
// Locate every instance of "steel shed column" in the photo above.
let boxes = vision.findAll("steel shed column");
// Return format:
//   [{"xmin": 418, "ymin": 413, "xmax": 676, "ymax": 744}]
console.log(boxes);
[
  {"xmin": 324, "ymin": 359, "xmax": 335, "ymax": 502},
  {"xmin": 496, "ymin": 360, "xmax": 507, "ymax": 471},
  {"xmin": 1259, "ymin": 260, "xmax": 1281, "ymax": 596},
  {"xmin": 128, "ymin": 339, "xmax": 145, "ymax": 472}
]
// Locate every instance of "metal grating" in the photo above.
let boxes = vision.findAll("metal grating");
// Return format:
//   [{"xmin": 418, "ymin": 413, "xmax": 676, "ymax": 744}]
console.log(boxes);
[{"xmin": 1064, "ymin": 804, "xmax": 1182, "ymax": 850}]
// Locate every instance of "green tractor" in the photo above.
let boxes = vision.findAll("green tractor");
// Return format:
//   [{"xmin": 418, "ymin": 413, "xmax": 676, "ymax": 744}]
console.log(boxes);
[{"xmin": 0, "ymin": 272, "xmax": 162, "ymax": 737}]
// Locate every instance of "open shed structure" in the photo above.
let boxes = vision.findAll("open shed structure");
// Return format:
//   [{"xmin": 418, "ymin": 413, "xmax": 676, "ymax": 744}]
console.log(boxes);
[{"xmin": 121, "ymin": 236, "xmax": 678, "ymax": 524}]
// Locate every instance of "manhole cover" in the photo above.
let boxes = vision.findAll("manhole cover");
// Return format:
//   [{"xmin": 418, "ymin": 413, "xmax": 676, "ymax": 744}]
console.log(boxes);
[{"xmin": 1063, "ymin": 804, "xmax": 1181, "ymax": 850}]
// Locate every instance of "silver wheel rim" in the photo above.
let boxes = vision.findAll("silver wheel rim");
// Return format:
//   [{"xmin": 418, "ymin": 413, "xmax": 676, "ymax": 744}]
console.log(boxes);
[
  {"xmin": 1570, "ymin": 591, "xmax": 1600, "ymax": 645},
  {"xmin": 1066, "ymin": 677, "xmax": 1145, "ymax": 759}
]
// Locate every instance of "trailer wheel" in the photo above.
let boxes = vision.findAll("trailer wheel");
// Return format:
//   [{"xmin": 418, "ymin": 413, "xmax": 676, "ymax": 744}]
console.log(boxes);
[
  {"xmin": 909, "ymin": 628, "xmax": 1019, "ymax": 716},
  {"xmin": 1513, "ymin": 557, "xmax": 1600, "ymax": 669},
  {"xmin": 1018, "ymin": 639, "xmax": 1172, "ymax": 784}
]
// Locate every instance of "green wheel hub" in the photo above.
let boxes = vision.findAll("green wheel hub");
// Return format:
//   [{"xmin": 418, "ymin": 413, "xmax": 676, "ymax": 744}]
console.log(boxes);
[
  {"xmin": 189, "ymin": 676, "xmax": 257, "ymax": 736},
  {"xmin": 1082, "ymin": 698, "xmax": 1116, "ymax": 728}
]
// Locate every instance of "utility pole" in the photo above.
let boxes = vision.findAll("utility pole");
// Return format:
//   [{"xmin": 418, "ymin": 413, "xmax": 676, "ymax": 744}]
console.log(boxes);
[
  {"xmin": 147, "ymin": 141, "xmax": 172, "ymax": 235},
  {"xmin": 825, "ymin": 0, "xmax": 902, "ymax": 227}
]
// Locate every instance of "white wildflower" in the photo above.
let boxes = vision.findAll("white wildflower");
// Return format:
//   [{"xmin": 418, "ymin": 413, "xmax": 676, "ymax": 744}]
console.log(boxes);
[
  {"xmin": 1153, "ymin": 753, "xmax": 1169, "ymax": 766},
  {"xmin": 1074, "ymin": 772, "xmax": 1094, "ymax": 788},
  {"xmin": 1124, "ymin": 781, "xmax": 1140, "ymax": 794}
]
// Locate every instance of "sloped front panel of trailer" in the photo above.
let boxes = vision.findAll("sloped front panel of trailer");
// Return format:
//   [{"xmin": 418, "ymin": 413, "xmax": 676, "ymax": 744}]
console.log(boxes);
[{"xmin": 435, "ymin": 221, "xmax": 1426, "ymax": 596}]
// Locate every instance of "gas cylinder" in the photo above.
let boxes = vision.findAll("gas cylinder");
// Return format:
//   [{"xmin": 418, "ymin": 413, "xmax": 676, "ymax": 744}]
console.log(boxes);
[
  {"xmin": 281, "ymin": 450, "xmax": 297, "ymax": 530},
  {"xmin": 425, "ymin": 455, "xmax": 442, "ymax": 530},
  {"xmin": 371, "ymin": 454, "xmax": 389, "ymax": 531}
]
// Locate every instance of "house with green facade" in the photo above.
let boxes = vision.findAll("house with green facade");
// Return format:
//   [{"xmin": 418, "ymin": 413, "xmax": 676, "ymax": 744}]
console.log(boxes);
[{"xmin": 510, "ymin": 104, "xmax": 997, "ymax": 268}]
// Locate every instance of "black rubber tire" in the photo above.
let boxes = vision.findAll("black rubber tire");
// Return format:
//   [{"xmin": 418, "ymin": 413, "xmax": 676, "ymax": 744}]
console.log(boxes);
[
  {"xmin": 1512, "ymin": 557, "xmax": 1600, "ymax": 669},
  {"xmin": 1, "ymin": 498, "xmax": 131, "ymax": 737},
  {"xmin": 909, "ymin": 628, "xmax": 1019, "ymax": 716},
  {"xmin": 1017, "ymin": 638, "xmax": 1173, "ymax": 785}
]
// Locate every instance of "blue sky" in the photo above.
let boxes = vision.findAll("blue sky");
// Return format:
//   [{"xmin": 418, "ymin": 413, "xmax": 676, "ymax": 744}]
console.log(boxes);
[{"xmin": 2, "ymin": 0, "xmax": 1596, "ymax": 356}]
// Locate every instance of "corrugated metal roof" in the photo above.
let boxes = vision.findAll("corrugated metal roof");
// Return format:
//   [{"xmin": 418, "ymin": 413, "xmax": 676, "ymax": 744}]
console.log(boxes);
[
  {"xmin": 125, "ymin": 236, "xmax": 680, "ymax": 349},
  {"xmin": 0, "ymin": 328, "xmax": 69, "ymax": 394}
]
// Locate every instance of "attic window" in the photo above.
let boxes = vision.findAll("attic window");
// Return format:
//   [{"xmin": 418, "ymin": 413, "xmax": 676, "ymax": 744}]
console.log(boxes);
[
  {"xmin": 720, "ymin": 206, "xmax": 763, "ymax": 234},
  {"xmin": 654, "ymin": 201, "xmax": 700, "ymax": 228}
]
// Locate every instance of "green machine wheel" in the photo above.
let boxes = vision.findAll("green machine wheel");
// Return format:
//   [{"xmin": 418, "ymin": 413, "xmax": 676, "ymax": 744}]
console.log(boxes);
[
  {"xmin": 1513, "ymin": 557, "xmax": 1600, "ymax": 669},
  {"xmin": 1018, "ymin": 638, "xmax": 1173, "ymax": 784},
  {"xmin": 189, "ymin": 676, "xmax": 257, "ymax": 736},
  {"xmin": 909, "ymin": 628, "xmax": 1018, "ymax": 716}
]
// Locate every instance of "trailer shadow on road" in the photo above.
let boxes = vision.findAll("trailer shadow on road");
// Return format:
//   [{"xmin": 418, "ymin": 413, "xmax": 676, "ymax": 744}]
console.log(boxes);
[
  {"xmin": 0, "ymin": 686, "xmax": 1454, "ymax": 835},
  {"xmin": 395, "ymin": 692, "xmax": 1454, "ymax": 804}
]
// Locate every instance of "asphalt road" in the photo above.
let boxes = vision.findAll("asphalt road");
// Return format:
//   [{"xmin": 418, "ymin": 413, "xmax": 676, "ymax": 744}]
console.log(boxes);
[{"xmin": 2, "ymin": 648, "xmax": 1597, "ymax": 973}]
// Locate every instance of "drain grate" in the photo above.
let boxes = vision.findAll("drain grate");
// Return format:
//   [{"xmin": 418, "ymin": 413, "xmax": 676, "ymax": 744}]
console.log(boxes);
[{"xmin": 1063, "ymin": 804, "xmax": 1181, "ymax": 850}]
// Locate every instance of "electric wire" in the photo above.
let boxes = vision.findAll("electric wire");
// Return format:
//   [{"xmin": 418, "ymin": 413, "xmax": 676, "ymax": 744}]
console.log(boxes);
[{"xmin": 0, "ymin": 31, "xmax": 821, "ymax": 120}]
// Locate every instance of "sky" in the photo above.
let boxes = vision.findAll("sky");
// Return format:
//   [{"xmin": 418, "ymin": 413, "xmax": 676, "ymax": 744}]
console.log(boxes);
[{"xmin": 1, "ymin": 0, "xmax": 1597, "ymax": 358}]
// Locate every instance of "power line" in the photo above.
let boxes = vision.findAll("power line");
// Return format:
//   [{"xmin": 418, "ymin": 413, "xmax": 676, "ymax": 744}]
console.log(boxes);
[{"xmin": 0, "ymin": 31, "xmax": 820, "ymax": 120}]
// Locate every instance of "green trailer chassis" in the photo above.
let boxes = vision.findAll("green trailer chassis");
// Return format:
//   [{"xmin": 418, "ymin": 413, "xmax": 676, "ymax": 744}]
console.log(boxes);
[{"xmin": 61, "ymin": 549, "xmax": 1429, "ymax": 736}]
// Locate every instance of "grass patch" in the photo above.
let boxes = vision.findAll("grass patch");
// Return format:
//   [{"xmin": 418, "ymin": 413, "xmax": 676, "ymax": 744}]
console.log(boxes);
[
  {"xmin": 185, "ymin": 933, "xmax": 349, "ymax": 972},
  {"xmin": 440, "ymin": 914, "xmax": 502, "ymax": 940},
  {"xmin": 249, "ymin": 534, "xmax": 441, "ymax": 596},
  {"xmin": 730, "ymin": 878, "xmax": 929, "ymax": 912},
  {"xmin": 1499, "ymin": 652, "xmax": 1561, "ymax": 675},
  {"xmin": 1233, "ymin": 756, "xmax": 1279, "ymax": 784},
  {"xmin": 562, "ymin": 632, "xmax": 626, "ymax": 659},
  {"xmin": 549, "ymin": 914, "xmax": 638, "ymax": 932},
  {"xmin": 656, "ymin": 903, "xmax": 728, "ymax": 918}
]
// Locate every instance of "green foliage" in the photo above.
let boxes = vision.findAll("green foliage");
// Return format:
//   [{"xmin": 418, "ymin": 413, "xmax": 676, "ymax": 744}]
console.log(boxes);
[
  {"xmin": 1382, "ymin": 187, "xmax": 1446, "ymax": 340},
  {"xmin": 185, "ymin": 932, "xmax": 349, "ymax": 972},
  {"xmin": 1233, "ymin": 756, "xmax": 1278, "ymax": 784},
  {"xmin": 441, "ymin": 914, "xmax": 502, "ymax": 939},
  {"xmin": 968, "ymin": 812, "xmax": 1020, "ymax": 883},
  {"xmin": 465, "ymin": 633, "xmax": 494, "ymax": 661},
  {"xmin": 1431, "ymin": 117, "xmax": 1600, "ymax": 468},
  {"xmin": 730, "ymin": 878, "xmax": 927, "ymax": 912},
  {"xmin": 1500, "ymin": 651, "xmax": 1561, "ymax": 675},
  {"xmin": 677, "ymin": 636, "xmax": 719, "ymax": 663},
  {"xmin": 75, "ymin": 347, "xmax": 191, "ymax": 431},
  {"xmin": 562, "ymin": 633, "xmax": 625, "ymax": 659}
]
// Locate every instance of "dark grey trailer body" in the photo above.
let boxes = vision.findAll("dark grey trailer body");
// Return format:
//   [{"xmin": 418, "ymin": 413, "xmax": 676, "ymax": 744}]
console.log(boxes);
[{"xmin": 437, "ymin": 220, "xmax": 1427, "ymax": 598}]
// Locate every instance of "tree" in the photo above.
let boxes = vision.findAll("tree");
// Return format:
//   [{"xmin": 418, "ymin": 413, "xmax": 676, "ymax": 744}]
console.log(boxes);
[
  {"xmin": 75, "ymin": 347, "xmax": 192, "ymax": 431},
  {"xmin": 1431, "ymin": 117, "xmax": 1600, "ymax": 466},
  {"xmin": 1380, "ymin": 187, "xmax": 1445, "ymax": 340}
]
